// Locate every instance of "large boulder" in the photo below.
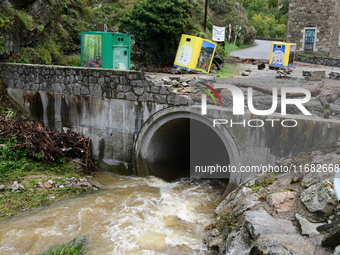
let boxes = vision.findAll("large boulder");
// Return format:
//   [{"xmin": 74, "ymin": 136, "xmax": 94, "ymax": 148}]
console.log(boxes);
[
  {"xmin": 295, "ymin": 213, "xmax": 323, "ymax": 237},
  {"xmin": 301, "ymin": 181, "xmax": 338, "ymax": 215},
  {"xmin": 243, "ymin": 209, "xmax": 323, "ymax": 255},
  {"xmin": 250, "ymin": 240, "xmax": 292, "ymax": 255}
]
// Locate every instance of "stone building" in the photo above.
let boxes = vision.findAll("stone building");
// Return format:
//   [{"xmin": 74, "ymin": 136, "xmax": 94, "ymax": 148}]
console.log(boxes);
[{"xmin": 287, "ymin": 0, "xmax": 340, "ymax": 58}]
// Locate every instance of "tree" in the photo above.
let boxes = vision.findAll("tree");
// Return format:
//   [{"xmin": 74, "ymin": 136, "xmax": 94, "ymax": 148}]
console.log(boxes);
[
  {"xmin": 239, "ymin": 0, "xmax": 289, "ymax": 39},
  {"xmin": 120, "ymin": 0, "xmax": 191, "ymax": 66}
]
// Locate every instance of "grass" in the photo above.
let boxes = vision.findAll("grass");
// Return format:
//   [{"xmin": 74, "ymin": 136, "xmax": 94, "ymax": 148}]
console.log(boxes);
[
  {"xmin": 0, "ymin": 186, "xmax": 87, "ymax": 219},
  {"xmin": 224, "ymin": 42, "xmax": 255, "ymax": 58},
  {"xmin": 217, "ymin": 63, "xmax": 242, "ymax": 80},
  {"xmin": 0, "ymin": 138, "xmax": 93, "ymax": 220},
  {"xmin": 39, "ymin": 237, "xmax": 85, "ymax": 255},
  {"xmin": 215, "ymin": 42, "xmax": 255, "ymax": 80}
]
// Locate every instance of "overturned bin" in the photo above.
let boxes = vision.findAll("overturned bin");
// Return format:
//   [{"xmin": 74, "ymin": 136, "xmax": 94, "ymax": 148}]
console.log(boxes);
[
  {"xmin": 174, "ymin": 34, "xmax": 217, "ymax": 74},
  {"xmin": 269, "ymin": 42, "xmax": 296, "ymax": 68}
]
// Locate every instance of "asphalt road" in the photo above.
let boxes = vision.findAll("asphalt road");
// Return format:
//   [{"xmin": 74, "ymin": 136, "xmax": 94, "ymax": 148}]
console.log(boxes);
[{"xmin": 230, "ymin": 39, "xmax": 278, "ymax": 60}]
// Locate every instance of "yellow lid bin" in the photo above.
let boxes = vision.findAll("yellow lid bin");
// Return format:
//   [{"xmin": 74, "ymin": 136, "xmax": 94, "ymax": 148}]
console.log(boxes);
[
  {"xmin": 174, "ymin": 34, "xmax": 217, "ymax": 74},
  {"xmin": 269, "ymin": 42, "xmax": 296, "ymax": 68}
]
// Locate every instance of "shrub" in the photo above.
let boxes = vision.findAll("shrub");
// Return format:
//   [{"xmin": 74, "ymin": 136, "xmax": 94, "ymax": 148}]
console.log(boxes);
[{"xmin": 120, "ymin": 0, "xmax": 191, "ymax": 66}]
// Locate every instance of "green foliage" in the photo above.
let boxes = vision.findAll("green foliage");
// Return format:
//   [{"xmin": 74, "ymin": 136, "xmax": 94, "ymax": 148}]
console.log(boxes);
[
  {"xmin": 120, "ymin": 0, "xmax": 191, "ymax": 66},
  {"xmin": 0, "ymin": 184, "xmax": 84, "ymax": 219},
  {"xmin": 91, "ymin": 1, "xmax": 130, "ymax": 31},
  {"xmin": 214, "ymin": 207, "xmax": 238, "ymax": 235},
  {"xmin": 0, "ymin": 137, "xmax": 29, "ymax": 161},
  {"xmin": 1, "ymin": 0, "xmax": 260, "ymax": 66},
  {"xmin": 5, "ymin": 109, "xmax": 16, "ymax": 118},
  {"xmin": 209, "ymin": 0, "xmax": 256, "ymax": 45},
  {"xmin": 0, "ymin": 138, "xmax": 76, "ymax": 181},
  {"xmin": 0, "ymin": 138, "xmax": 87, "ymax": 219},
  {"xmin": 1, "ymin": 0, "xmax": 91, "ymax": 65},
  {"xmin": 251, "ymin": 14, "xmax": 286, "ymax": 39},
  {"xmin": 247, "ymin": 176, "xmax": 277, "ymax": 191},
  {"xmin": 39, "ymin": 238, "xmax": 85, "ymax": 255},
  {"xmin": 57, "ymin": 54, "xmax": 81, "ymax": 67},
  {"xmin": 217, "ymin": 63, "xmax": 242, "ymax": 80},
  {"xmin": 0, "ymin": 9, "xmax": 13, "ymax": 31},
  {"xmin": 239, "ymin": 0, "xmax": 289, "ymax": 39}
]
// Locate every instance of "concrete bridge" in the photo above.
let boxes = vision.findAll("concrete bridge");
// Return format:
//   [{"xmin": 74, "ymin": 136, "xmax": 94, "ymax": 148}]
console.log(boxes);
[{"xmin": 1, "ymin": 63, "xmax": 340, "ymax": 191}]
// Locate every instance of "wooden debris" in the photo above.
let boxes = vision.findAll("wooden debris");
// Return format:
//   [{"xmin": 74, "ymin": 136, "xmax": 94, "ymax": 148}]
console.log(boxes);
[{"xmin": 0, "ymin": 116, "xmax": 95, "ymax": 171}]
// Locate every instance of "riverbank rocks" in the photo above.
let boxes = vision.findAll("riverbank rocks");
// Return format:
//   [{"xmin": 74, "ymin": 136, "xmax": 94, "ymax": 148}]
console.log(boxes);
[
  {"xmin": 295, "ymin": 213, "xmax": 323, "ymax": 237},
  {"xmin": 34, "ymin": 177, "xmax": 102, "ymax": 190},
  {"xmin": 301, "ymin": 181, "xmax": 338, "ymax": 214},
  {"xmin": 250, "ymin": 240, "xmax": 292, "ymax": 255},
  {"xmin": 267, "ymin": 191, "xmax": 296, "ymax": 213},
  {"xmin": 204, "ymin": 148, "xmax": 340, "ymax": 255},
  {"xmin": 10, "ymin": 181, "xmax": 25, "ymax": 192}
]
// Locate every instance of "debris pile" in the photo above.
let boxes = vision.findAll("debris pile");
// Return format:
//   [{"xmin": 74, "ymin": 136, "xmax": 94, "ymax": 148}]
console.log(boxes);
[{"xmin": 0, "ymin": 116, "xmax": 95, "ymax": 170}]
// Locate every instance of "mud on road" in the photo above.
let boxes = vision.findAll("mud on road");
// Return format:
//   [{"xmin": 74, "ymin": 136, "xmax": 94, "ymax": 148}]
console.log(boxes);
[
  {"xmin": 149, "ymin": 60, "xmax": 340, "ymax": 119},
  {"xmin": 223, "ymin": 61, "xmax": 340, "ymax": 118}
]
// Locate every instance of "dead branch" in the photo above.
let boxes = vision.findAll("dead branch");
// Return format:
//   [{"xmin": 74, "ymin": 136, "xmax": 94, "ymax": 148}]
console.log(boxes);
[{"xmin": 0, "ymin": 116, "xmax": 96, "ymax": 171}]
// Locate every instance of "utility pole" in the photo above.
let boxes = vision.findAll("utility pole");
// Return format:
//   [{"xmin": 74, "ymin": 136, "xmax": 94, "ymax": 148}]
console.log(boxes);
[{"xmin": 204, "ymin": 0, "xmax": 208, "ymax": 32}]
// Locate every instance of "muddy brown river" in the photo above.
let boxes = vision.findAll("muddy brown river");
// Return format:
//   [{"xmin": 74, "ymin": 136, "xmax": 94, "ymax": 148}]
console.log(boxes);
[{"xmin": 0, "ymin": 172, "xmax": 224, "ymax": 254}]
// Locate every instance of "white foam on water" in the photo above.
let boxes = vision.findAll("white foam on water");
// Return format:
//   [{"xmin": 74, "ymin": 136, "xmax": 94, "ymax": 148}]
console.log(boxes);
[
  {"xmin": 100, "ymin": 178, "xmax": 221, "ymax": 254},
  {"xmin": 0, "ymin": 174, "xmax": 222, "ymax": 254}
]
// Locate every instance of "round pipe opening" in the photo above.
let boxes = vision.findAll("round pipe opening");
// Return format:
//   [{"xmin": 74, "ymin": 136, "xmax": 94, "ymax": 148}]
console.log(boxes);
[{"xmin": 139, "ymin": 117, "xmax": 230, "ymax": 181}]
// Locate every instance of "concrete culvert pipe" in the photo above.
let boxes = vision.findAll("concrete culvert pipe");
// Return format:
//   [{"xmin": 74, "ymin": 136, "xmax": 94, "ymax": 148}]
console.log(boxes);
[{"xmin": 134, "ymin": 109, "xmax": 235, "ymax": 182}]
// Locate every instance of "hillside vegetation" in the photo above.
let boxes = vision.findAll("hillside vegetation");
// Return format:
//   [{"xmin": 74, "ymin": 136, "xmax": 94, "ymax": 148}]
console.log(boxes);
[{"xmin": 0, "ymin": 0, "xmax": 288, "ymax": 67}]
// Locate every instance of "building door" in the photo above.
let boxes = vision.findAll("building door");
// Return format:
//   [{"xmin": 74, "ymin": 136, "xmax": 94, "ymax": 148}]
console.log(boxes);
[{"xmin": 304, "ymin": 29, "xmax": 315, "ymax": 52}]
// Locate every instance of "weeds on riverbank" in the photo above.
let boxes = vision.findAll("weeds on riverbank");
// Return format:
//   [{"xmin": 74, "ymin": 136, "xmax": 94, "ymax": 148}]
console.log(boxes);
[
  {"xmin": 0, "ymin": 140, "xmax": 92, "ymax": 219},
  {"xmin": 39, "ymin": 237, "xmax": 86, "ymax": 255}
]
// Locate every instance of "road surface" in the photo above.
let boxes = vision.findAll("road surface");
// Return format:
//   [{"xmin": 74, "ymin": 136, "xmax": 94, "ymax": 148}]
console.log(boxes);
[{"xmin": 230, "ymin": 39, "xmax": 277, "ymax": 60}]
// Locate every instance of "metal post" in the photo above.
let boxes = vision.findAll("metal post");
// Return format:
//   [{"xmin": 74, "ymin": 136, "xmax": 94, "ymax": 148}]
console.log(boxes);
[{"xmin": 204, "ymin": 0, "xmax": 208, "ymax": 32}]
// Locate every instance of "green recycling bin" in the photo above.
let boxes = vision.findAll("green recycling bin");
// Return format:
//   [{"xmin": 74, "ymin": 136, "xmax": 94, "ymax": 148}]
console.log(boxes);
[{"xmin": 80, "ymin": 31, "xmax": 131, "ymax": 70}]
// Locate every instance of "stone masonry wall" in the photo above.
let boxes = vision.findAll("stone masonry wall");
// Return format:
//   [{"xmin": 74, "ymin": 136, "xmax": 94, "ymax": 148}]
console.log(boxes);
[
  {"xmin": 287, "ymin": 0, "xmax": 340, "ymax": 58},
  {"xmin": 295, "ymin": 54, "xmax": 340, "ymax": 67},
  {"xmin": 0, "ymin": 62, "xmax": 192, "ymax": 106}
]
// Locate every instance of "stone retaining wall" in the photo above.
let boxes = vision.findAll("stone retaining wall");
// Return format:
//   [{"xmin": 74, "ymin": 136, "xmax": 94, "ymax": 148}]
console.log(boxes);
[
  {"xmin": 295, "ymin": 55, "xmax": 340, "ymax": 68},
  {"xmin": 0, "ymin": 62, "xmax": 191, "ymax": 106}
]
